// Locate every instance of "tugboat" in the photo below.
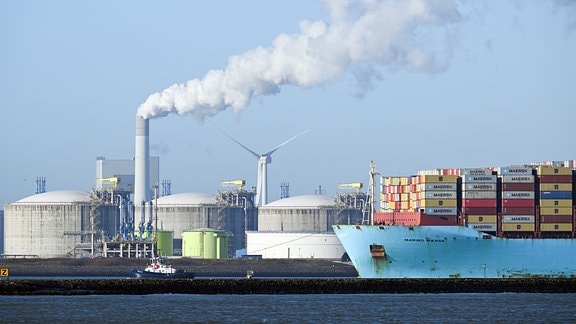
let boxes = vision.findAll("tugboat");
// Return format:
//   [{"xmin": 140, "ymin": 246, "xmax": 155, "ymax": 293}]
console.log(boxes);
[{"xmin": 129, "ymin": 256, "xmax": 195, "ymax": 279}]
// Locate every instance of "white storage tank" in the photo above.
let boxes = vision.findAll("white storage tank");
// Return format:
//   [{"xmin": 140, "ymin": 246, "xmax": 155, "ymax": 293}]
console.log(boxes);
[{"xmin": 3, "ymin": 190, "xmax": 117, "ymax": 258}]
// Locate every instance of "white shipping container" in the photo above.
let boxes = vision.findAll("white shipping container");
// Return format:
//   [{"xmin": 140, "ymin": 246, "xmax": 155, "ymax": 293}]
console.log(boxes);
[
  {"xmin": 465, "ymin": 183, "xmax": 497, "ymax": 191},
  {"xmin": 498, "ymin": 166, "xmax": 533, "ymax": 175},
  {"xmin": 420, "ymin": 183, "xmax": 458, "ymax": 191},
  {"xmin": 462, "ymin": 191, "xmax": 497, "ymax": 199},
  {"xmin": 502, "ymin": 215, "xmax": 535, "ymax": 223},
  {"xmin": 460, "ymin": 168, "xmax": 493, "ymax": 176},
  {"xmin": 501, "ymin": 175, "xmax": 534, "ymax": 183},
  {"xmin": 467, "ymin": 223, "xmax": 497, "ymax": 231},
  {"xmin": 464, "ymin": 175, "xmax": 498, "ymax": 183},
  {"xmin": 502, "ymin": 191, "xmax": 535, "ymax": 199},
  {"xmin": 424, "ymin": 191, "xmax": 457, "ymax": 199}
]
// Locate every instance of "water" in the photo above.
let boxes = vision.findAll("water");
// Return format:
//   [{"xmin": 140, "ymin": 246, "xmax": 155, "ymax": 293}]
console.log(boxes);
[{"xmin": 1, "ymin": 293, "xmax": 575, "ymax": 323}]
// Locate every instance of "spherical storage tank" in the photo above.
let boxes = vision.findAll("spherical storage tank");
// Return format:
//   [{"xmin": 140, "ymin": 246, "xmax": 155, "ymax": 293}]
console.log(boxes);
[
  {"xmin": 3, "ymin": 190, "xmax": 117, "ymax": 258},
  {"xmin": 181, "ymin": 228, "xmax": 228, "ymax": 259}
]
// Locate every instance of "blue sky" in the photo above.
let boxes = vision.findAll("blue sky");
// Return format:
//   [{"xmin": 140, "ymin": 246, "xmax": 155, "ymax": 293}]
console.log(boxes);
[{"xmin": 1, "ymin": 0, "xmax": 575, "ymax": 206}]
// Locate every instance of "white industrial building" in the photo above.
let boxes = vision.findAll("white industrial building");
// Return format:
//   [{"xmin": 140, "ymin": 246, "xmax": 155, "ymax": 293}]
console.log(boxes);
[{"xmin": 246, "ymin": 231, "xmax": 345, "ymax": 259}]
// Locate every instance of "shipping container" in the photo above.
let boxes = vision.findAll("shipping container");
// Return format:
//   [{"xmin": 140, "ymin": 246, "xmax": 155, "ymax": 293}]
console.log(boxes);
[
  {"xmin": 466, "ymin": 215, "xmax": 497, "ymax": 223},
  {"xmin": 540, "ymin": 191, "xmax": 572, "ymax": 199},
  {"xmin": 502, "ymin": 223, "xmax": 535, "ymax": 232},
  {"xmin": 539, "ymin": 207, "xmax": 573, "ymax": 216},
  {"xmin": 537, "ymin": 166, "xmax": 573, "ymax": 176},
  {"xmin": 501, "ymin": 199, "xmax": 535, "ymax": 207},
  {"xmin": 501, "ymin": 175, "xmax": 534, "ymax": 183},
  {"xmin": 462, "ymin": 191, "xmax": 497, "ymax": 199},
  {"xmin": 463, "ymin": 175, "xmax": 498, "ymax": 183},
  {"xmin": 502, "ymin": 215, "xmax": 535, "ymax": 223},
  {"xmin": 539, "ymin": 199, "xmax": 573, "ymax": 208},
  {"xmin": 501, "ymin": 183, "xmax": 535, "ymax": 191},
  {"xmin": 539, "ymin": 183, "xmax": 572, "ymax": 191},
  {"xmin": 467, "ymin": 223, "xmax": 497, "ymax": 232},
  {"xmin": 462, "ymin": 199, "xmax": 497, "ymax": 208},
  {"xmin": 424, "ymin": 207, "xmax": 458, "ymax": 215},
  {"xmin": 463, "ymin": 207, "xmax": 498, "ymax": 215},
  {"xmin": 540, "ymin": 215, "xmax": 573, "ymax": 223},
  {"xmin": 460, "ymin": 168, "xmax": 493, "ymax": 176},
  {"xmin": 499, "ymin": 166, "xmax": 533, "ymax": 175},
  {"xmin": 423, "ymin": 191, "xmax": 457, "ymax": 199},
  {"xmin": 540, "ymin": 223, "xmax": 573, "ymax": 232},
  {"xmin": 501, "ymin": 207, "xmax": 535, "ymax": 215},
  {"xmin": 465, "ymin": 183, "xmax": 497, "ymax": 191},
  {"xmin": 417, "ymin": 175, "xmax": 459, "ymax": 183},
  {"xmin": 418, "ymin": 199, "xmax": 457, "ymax": 208},
  {"xmin": 418, "ymin": 183, "xmax": 458, "ymax": 191},
  {"xmin": 538, "ymin": 175, "xmax": 572, "ymax": 183},
  {"xmin": 502, "ymin": 191, "xmax": 535, "ymax": 199}
]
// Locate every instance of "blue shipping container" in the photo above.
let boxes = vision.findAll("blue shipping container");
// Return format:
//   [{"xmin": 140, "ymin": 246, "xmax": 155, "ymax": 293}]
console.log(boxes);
[{"xmin": 539, "ymin": 191, "xmax": 572, "ymax": 199}]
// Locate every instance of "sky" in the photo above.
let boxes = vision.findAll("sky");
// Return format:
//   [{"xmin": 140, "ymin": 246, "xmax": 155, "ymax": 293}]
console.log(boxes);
[{"xmin": 1, "ymin": 0, "xmax": 575, "ymax": 207}]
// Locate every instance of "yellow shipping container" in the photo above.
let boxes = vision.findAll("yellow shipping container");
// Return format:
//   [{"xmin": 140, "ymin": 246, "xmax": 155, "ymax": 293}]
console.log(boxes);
[
  {"xmin": 540, "ymin": 207, "xmax": 573, "ymax": 216},
  {"xmin": 417, "ymin": 175, "xmax": 459, "ymax": 183},
  {"xmin": 540, "ymin": 223, "xmax": 573, "ymax": 232},
  {"xmin": 539, "ymin": 199, "xmax": 573, "ymax": 208},
  {"xmin": 466, "ymin": 215, "xmax": 497, "ymax": 223},
  {"xmin": 418, "ymin": 199, "xmax": 457, "ymax": 207},
  {"xmin": 537, "ymin": 166, "xmax": 573, "ymax": 176},
  {"xmin": 539, "ymin": 183, "xmax": 573, "ymax": 191},
  {"xmin": 502, "ymin": 223, "xmax": 535, "ymax": 232}
]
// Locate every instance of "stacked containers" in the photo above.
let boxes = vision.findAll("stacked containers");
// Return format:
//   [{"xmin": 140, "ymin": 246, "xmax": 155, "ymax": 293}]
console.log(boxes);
[
  {"xmin": 413, "ymin": 174, "xmax": 459, "ymax": 219},
  {"xmin": 499, "ymin": 166, "xmax": 536, "ymax": 232},
  {"xmin": 381, "ymin": 176, "xmax": 412, "ymax": 212},
  {"xmin": 461, "ymin": 168, "xmax": 498, "ymax": 232},
  {"xmin": 537, "ymin": 166, "xmax": 574, "ymax": 232}
]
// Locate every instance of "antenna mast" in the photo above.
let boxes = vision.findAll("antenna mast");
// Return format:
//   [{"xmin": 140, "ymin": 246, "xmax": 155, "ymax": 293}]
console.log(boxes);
[{"xmin": 362, "ymin": 161, "xmax": 378, "ymax": 225}]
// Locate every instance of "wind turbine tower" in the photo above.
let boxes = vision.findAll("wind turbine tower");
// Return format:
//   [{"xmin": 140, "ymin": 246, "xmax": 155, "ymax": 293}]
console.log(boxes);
[{"xmin": 212, "ymin": 123, "xmax": 310, "ymax": 206}]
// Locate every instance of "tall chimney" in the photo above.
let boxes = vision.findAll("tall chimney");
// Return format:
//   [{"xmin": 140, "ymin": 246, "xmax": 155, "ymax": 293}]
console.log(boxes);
[{"xmin": 134, "ymin": 115, "xmax": 150, "ymax": 205}]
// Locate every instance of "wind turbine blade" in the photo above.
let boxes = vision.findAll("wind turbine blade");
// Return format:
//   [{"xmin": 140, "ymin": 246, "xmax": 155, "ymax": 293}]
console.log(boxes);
[
  {"xmin": 208, "ymin": 120, "xmax": 260, "ymax": 158},
  {"xmin": 264, "ymin": 128, "xmax": 311, "ymax": 156}
]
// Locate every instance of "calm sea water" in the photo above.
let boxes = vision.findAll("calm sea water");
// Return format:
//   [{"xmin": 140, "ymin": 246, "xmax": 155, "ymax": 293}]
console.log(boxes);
[{"xmin": 1, "ymin": 293, "xmax": 575, "ymax": 323}]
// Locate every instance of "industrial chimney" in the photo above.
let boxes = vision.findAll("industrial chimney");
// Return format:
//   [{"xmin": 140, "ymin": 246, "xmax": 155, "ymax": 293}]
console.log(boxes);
[{"xmin": 134, "ymin": 115, "xmax": 150, "ymax": 205}]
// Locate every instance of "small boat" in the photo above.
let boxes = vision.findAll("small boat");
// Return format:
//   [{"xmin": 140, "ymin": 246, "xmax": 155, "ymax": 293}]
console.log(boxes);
[{"xmin": 129, "ymin": 256, "xmax": 194, "ymax": 279}]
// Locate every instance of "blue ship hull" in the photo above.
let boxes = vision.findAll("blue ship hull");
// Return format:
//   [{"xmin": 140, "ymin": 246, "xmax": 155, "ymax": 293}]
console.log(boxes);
[{"xmin": 333, "ymin": 225, "xmax": 576, "ymax": 278}]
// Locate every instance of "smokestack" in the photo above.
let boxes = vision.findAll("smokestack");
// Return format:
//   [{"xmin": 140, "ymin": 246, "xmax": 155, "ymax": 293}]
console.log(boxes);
[{"xmin": 134, "ymin": 115, "xmax": 150, "ymax": 205}]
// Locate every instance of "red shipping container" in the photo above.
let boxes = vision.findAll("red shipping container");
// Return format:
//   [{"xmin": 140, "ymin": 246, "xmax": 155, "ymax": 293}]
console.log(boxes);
[
  {"xmin": 501, "ymin": 199, "xmax": 535, "ymax": 207},
  {"xmin": 502, "ymin": 207, "xmax": 535, "ymax": 214},
  {"xmin": 538, "ymin": 175, "xmax": 573, "ymax": 183},
  {"xmin": 462, "ymin": 207, "xmax": 498, "ymax": 215},
  {"xmin": 501, "ymin": 183, "xmax": 535, "ymax": 191},
  {"xmin": 462, "ymin": 199, "xmax": 497, "ymax": 208},
  {"xmin": 540, "ymin": 215, "xmax": 573, "ymax": 223}
]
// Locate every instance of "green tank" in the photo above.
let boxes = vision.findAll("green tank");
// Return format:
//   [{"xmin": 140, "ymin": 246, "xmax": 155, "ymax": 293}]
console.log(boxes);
[
  {"xmin": 182, "ymin": 228, "xmax": 228, "ymax": 259},
  {"xmin": 155, "ymin": 230, "xmax": 174, "ymax": 256}
]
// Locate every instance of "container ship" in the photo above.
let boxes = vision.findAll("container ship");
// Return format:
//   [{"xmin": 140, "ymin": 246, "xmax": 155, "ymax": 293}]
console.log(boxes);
[{"xmin": 333, "ymin": 161, "xmax": 576, "ymax": 278}]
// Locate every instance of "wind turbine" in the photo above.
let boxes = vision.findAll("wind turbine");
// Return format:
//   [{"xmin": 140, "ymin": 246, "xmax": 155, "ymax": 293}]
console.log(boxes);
[{"xmin": 210, "ymin": 122, "xmax": 310, "ymax": 206}]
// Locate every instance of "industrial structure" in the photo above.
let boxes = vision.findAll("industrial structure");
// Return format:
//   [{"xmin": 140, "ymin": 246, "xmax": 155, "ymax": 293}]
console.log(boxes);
[{"xmin": 0, "ymin": 115, "xmax": 365, "ymax": 260}]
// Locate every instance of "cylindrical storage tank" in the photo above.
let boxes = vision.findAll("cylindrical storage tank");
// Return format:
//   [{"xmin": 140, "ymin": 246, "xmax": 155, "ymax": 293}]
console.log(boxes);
[
  {"xmin": 181, "ymin": 228, "xmax": 228, "ymax": 259},
  {"xmin": 155, "ymin": 230, "xmax": 174, "ymax": 256},
  {"xmin": 2, "ymin": 190, "xmax": 118, "ymax": 258}
]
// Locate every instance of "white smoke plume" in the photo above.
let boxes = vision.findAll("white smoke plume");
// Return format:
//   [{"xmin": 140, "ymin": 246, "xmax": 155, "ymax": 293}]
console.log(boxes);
[{"xmin": 137, "ymin": 0, "xmax": 463, "ymax": 120}]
